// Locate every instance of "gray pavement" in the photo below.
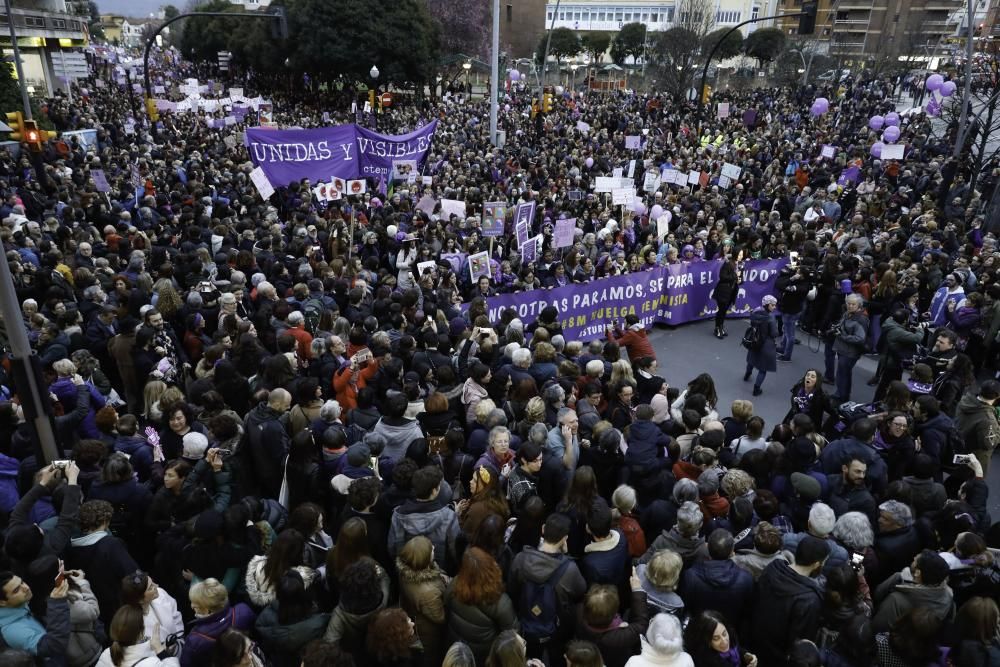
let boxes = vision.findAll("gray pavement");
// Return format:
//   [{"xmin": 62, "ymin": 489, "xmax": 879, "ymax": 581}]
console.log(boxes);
[{"xmin": 645, "ymin": 318, "xmax": 1000, "ymax": 516}]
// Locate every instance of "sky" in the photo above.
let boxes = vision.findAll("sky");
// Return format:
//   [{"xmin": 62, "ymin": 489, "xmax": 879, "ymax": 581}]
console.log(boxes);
[{"xmin": 96, "ymin": 0, "xmax": 167, "ymax": 16}]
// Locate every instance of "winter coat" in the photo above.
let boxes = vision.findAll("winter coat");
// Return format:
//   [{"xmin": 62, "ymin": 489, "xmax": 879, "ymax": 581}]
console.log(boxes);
[
  {"xmin": 872, "ymin": 574, "xmax": 955, "ymax": 633},
  {"xmin": 872, "ymin": 527, "xmax": 923, "ymax": 590},
  {"xmin": 461, "ymin": 379, "xmax": 489, "ymax": 425},
  {"xmin": 679, "ymin": 559, "xmax": 754, "ymax": 622},
  {"xmin": 6, "ymin": 483, "xmax": 82, "ymax": 577},
  {"xmin": 575, "ymin": 590, "xmax": 651, "ymax": 667},
  {"xmin": 388, "ymin": 496, "xmax": 460, "ymax": 572},
  {"xmin": 636, "ymin": 563, "xmax": 685, "ymax": 617},
  {"xmin": 113, "ymin": 435, "xmax": 154, "ymax": 482},
  {"xmin": 64, "ymin": 574, "xmax": 104, "ymax": 667},
  {"xmin": 242, "ymin": 402, "xmax": 291, "ymax": 498},
  {"xmin": 580, "ymin": 530, "xmax": 631, "ymax": 587},
  {"xmin": 715, "ymin": 260, "xmax": 739, "ymax": 306},
  {"xmin": 144, "ymin": 589, "xmax": 184, "ymax": 647},
  {"xmin": 607, "ymin": 325, "xmax": 656, "ymax": 361},
  {"xmin": 397, "ymin": 560, "xmax": 449, "ymax": 666},
  {"xmin": 833, "ymin": 311, "xmax": 870, "ymax": 360},
  {"xmin": 914, "ymin": 412, "xmax": 954, "ymax": 465},
  {"xmin": 732, "ymin": 548, "xmax": 788, "ymax": 581},
  {"xmin": 0, "ymin": 598, "xmax": 71, "ymax": 667},
  {"xmin": 255, "ymin": 602, "xmax": 330, "ymax": 667},
  {"xmin": 323, "ymin": 563, "xmax": 391, "ymax": 654},
  {"xmin": 374, "ymin": 416, "xmax": 425, "ymax": 462},
  {"xmin": 819, "ymin": 436, "xmax": 888, "ymax": 494},
  {"xmin": 444, "ymin": 584, "xmax": 518, "ymax": 664},
  {"xmin": 749, "ymin": 560, "xmax": 825, "ymax": 667},
  {"xmin": 624, "ymin": 420, "xmax": 671, "ymax": 474},
  {"xmin": 639, "ymin": 528, "xmax": 709, "ymax": 568},
  {"xmin": 901, "ymin": 476, "xmax": 947, "ymax": 516},
  {"xmin": 180, "ymin": 603, "xmax": 256, "ymax": 667},
  {"xmin": 880, "ymin": 318, "xmax": 923, "ymax": 370},
  {"xmin": 65, "ymin": 531, "xmax": 138, "ymax": 628},
  {"xmin": 624, "ymin": 637, "xmax": 695, "ymax": 667},
  {"xmin": 745, "ymin": 308, "xmax": 779, "ymax": 373},
  {"xmin": 507, "ymin": 546, "xmax": 587, "ymax": 634},
  {"xmin": 954, "ymin": 393, "xmax": 1000, "ymax": 454},
  {"xmin": 244, "ymin": 555, "xmax": 317, "ymax": 609},
  {"xmin": 96, "ymin": 640, "xmax": 180, "ymax": 667}
]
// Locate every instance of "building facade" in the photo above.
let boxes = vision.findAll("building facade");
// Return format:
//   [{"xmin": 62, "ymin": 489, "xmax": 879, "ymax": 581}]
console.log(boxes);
[
  {"xmin": 501, "ymin": 0, "xmax": 548, "ymax": 59},
  {"xmin": 544, "ymin": 0, "xmax": 773, "ymax": 33},
  {"xmin": 1, "ymin": 1, "xmax": 88, "ymax": 96}
]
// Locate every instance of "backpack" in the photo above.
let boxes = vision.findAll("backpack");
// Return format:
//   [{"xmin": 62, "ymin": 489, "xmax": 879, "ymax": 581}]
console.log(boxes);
[
  {"xmin": 741, "ymin": 321, "xmax": 764, "ymax": 351},
  {"xmin": 301, "ymin": 297, "xmax": 325, "ymax": 334},
  {"xmin": 519, "ymin": 558, "xmax": 572, "ymax": 642},
  {"xmin": 939, "ymin": 423, "xmax": 968, "ymax": 472}
]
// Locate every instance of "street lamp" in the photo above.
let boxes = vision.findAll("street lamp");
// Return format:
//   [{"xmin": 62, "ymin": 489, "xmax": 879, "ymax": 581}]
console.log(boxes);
[
  {"xmin": 463, "ymin": 61, "xmax": 472, "ymax": 96},
  {"xmin": 570, "ymin": 63, "xmax": 579, "ymax": 91},
  {"xmin": 369, "ymin": 65, "xmax": 379, "ymax": 129},
  {"xmin": 370, "ymin": 65, "xmax": 379, "ymax": 79}
]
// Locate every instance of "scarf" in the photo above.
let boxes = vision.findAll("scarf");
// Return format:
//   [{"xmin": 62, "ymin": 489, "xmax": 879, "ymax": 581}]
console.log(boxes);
[{"xmin": 717, "ymin": 647, "xmax": 741, "ymax": 667}]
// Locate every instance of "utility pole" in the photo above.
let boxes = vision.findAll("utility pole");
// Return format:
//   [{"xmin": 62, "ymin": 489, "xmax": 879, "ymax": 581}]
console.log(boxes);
[
  {"xmin": 4, "ymin": 0, "xmax": 33, "ymax": 120},
  {"xmin": 490, "ymin": 0, "xmax": 499, "ymax": 146},
  {"xmin": 0, "ymin": 0, "xmax": 60, "ymax": 465},
  {"xmin": 540, "ymin": 0, "xmax": 563, "ymax": 106}
]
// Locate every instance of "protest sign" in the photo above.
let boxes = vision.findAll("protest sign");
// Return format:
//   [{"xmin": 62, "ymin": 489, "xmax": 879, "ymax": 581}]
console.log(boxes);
[
  {"xmin": 91, "ymin": 169, "xmax": 110, "ymax": 193},
  {"xmin": 521, "ymin": 236, "xmax": 539, "ymax": 264},
  {"xmin": 250, "ymin": 167, "xmax": 274, "ymax": 200},
  {"xmin": 469, "ymin": 251, "xmax": 491, "ymax": 282},
  {"xmin": 882, "ymin": 144, "xmax": 905, "ymax": 160},
  {"xmin": 514, "ymin": 201, "xmax": 536, "ymax": 231},
  {"xmin": 821, "ymin": 145, "xmax": 836, "ymax": 159},
  {"xmin": 643, "ymin": 172, "xmax": 660, "ymax": 193},
  {"xmin": 554, "ymin": 218, "xmax": 576, "ymax": 248},
  {"xmin": 625, "ymin": 136, "xmax": 642, "ymax": 150},
  {"xmin": 721, "ymin": 163, "xmax": 741, "ymax": 180},
  {"xmin": 440, "ymin": 199, "xmax": 467, "ymax": 220},
  {"xmin": 718, "ymin": 102, "xmax": 730, "ymax": 118},
  {"xmin": 612, "ymin": 188, "xmax": 633, "ymax": 206},
  {"xmin": 482, "ymin": 202, "xmax": 507, "ymax": 237}
]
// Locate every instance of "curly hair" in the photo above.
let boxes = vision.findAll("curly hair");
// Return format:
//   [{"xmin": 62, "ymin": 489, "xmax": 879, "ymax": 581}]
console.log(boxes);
[
  {"xmin": 366, "ymin": 608, "xmax": 415, "ymax": 662},
  {"xmin": 451, "ymin": 547, "xmax": 503, "ymax": 606}
]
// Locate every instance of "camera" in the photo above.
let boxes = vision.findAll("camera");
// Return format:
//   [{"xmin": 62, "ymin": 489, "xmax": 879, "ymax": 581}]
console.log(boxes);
[{"xmin": 52, "ymin": 460, "xmax": 71, "ymax": 469}]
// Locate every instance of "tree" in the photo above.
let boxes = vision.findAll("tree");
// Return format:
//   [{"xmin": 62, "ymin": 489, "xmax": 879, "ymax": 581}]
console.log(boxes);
[
  {"xmin": 580, "ymin": 32, "xmax": 612, "ymax": 64},
  {"xmin": 0, "ymin": 63, "xmax": 49, "ymax": 131},
  {"xmin": 163, "ymin": 5, "xmax": 181, "ymax": 19},
  {"xmin": 177, "ymin": 0, "xmax": 240, "ymax": 63},
  {"xmin": 648, "ymin": 26, "xmax": 700, "ymax": 100},
  {"xmin": 743, "ymin": 27, "xmax": 785, "ymax": 67},
  {"xmin": 676, "ymin": 0, "xmax": 716, "ymax": 38},
  {"xmin": 702, "ymin": 27, "xmax": 743, "ymax": 61},
  {"xmin": 424, "ymin": 0, "xmax": 489, "ymax": 58},
  {"xmin": 535, "ymin": 27, "xmax": 581, "ymax": 67},
  {"xmin": 610, "ymin": 22, "xmax": 646, "ymax": 65}
]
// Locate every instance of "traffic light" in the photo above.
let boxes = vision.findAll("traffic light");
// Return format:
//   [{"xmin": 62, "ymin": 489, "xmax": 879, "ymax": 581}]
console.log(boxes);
[
  {"xmin": 145, "ymin": 97, "xmax": 160, "ymax": 123},
  {"xmin": 5, "ymin": 111, "xmax": 24, "ymax": 141},
  {"xmin": 543, "ymin": 92, "xmax": 553, "ymax": 113},
  {"xmin": 701, "ymin": 85, "xmax": 712, "ymax": 104},
  {"xmin": 799, "ymin": 0, "xmax": 818, "ymax": 34},
  {"xmin": 531, "ymin": 100, "xmax": 539, "ymax": 118}
]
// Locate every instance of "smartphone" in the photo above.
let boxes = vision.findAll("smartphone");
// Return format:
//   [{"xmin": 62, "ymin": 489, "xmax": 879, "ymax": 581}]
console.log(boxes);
[
  {"xmin": 954, "ymin": 454, "xmax": 974, "ymax": 465},
  {"xmin": 215, "ymin": 448, "xmax": 232, "ymax": 458},
  {"xmin": 51, "ymin": 460, "xmax": 70, "ymax": 469},
  {"xmin": 789, "ymin": 251, "xmax": 800, "ymax": 266},
  {"xmin": 851, "ymin": 553, "xmax": 864, "ymax": 565}
]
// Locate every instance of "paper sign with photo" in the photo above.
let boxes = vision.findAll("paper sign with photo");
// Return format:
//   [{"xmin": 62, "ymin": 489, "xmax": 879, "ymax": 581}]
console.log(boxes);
[
  {"xmin": 482, "ymin": 202, "xmax": 507, "ymax": 237},
  {"xmin": 346, "ymin": 179, "xmax": 367, "ymax": 195},
  {"xmin": 417, "ymin": 260, "xmax": 437, "ymax": 278},
  {"xmin": 440, "ymin": 199, "xmax": 467, "ymax": 220},
  {"xmin": 392, "ymin": 160, "xmax": 418, "ymax": 181},
  {"xmin": 469, "ymin": 251, "xmax": 491, "ymax": 282}
]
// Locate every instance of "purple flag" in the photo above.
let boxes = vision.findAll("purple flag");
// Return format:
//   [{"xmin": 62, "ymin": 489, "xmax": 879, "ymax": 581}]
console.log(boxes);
[
  {"xmin": 837, "ymin": 165, "xmax": 861, "ymax": 187},
  {"xmin": 245, "ymin": 121, "xmax": 438, "ymax": 187}
]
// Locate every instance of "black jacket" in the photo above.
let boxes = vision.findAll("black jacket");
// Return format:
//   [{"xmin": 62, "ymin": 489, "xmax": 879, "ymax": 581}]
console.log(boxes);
[
  {"xmin": 65, "ymin": 532, "xmax": 138, "ymax": 627},
  {"xmin": 679, "ymin": 558, "xmax": 754, "ymax": 623},
  {"xmin": 242, "ymin": 402, "xmax": 291, "ymax": 498},
  {"xmin": 749, "ymin": 560, "xmax": 824, "ymax": 667}
]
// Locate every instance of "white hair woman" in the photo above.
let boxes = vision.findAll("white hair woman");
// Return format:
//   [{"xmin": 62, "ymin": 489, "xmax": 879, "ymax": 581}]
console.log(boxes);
[{"xmin": 625, "ymin": 613, "xmax": 694, "ymax": 667}]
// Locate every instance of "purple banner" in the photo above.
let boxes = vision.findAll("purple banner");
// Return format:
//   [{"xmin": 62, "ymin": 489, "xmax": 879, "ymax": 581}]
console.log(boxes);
[
  {"xmin": 245, "ymin": 121, "xmax": 438, "ymax": 187},
  {"xmin": 473, "ymin": 259, "xmax": 787, "ymax": 341}
]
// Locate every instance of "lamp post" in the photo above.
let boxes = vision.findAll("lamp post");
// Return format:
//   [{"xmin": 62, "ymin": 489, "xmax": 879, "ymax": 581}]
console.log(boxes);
[
  {"xmin": 571, "ymin": 63, "xmax": 579, "ymax": 91},
  {"xmin": 463, "ymin": 61, "xmax": 472, "ymax": 97},
  {"xmin": 369, "ymin": 64, "xmax": 379, "ymax": 130}
]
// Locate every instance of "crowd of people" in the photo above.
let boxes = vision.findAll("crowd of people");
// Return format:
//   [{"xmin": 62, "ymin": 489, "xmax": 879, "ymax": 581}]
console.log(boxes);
[{"xmin": 0, "ymin": 43, "xmax": 998, "ymax": 667}]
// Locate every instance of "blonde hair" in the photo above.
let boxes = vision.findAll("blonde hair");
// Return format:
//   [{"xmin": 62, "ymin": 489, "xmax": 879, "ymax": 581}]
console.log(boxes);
[
  {"xmin": 646, "ymin": 550, "xmax": 682, "ymax": 590},
  {"xmin": 609, "ymin": 359, "xmax": 635, "ymax": 387},
  {"xmin": 474, "ymin": 398, "xmax": 497, "ymax": 424},
  {"xmin": 52, "ymin": 359, "xmax": 76, "ymax": 377},
  {"xmin": 398, "ymin": 535, "xmax": 434, "ymax": 571},
  {"xmin": 731, "ymin": 399, "xmax": 754, "ymax": 422},
  {"xmin": 524, "ymin": 397, "xmax": 545, "ymax": 422},
  {"xmin": 143, "ymin": 380, "xmax": 167, "ymax": 417},
  {"xmin": 189, "ymin": 578, "xmax": 228, "ymax": 614}
]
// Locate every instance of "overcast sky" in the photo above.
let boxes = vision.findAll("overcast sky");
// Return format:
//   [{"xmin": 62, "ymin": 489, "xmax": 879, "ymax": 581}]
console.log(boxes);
[{"xmin": 96, "ymin": 0, "xmax": 167, "ymax": 17}]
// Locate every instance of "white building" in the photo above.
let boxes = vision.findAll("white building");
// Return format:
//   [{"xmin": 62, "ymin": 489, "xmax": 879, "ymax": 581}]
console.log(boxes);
[
  {"xmin": 228, "ymin": 0, "xmax": 273, "ymax": 6},
  {"xmin": 545, "ymin": 0, "xmax": 772, "ymax": 33}
]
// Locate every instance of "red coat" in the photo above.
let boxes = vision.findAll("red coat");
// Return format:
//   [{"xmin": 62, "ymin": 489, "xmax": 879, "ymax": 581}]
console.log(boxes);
[
  {"xmin": 332, "ymin": 361, "xmax": 379, "ymax": 417},
  {"xmin": 607, "ymin": 327, "xmax": 656, "ymax": 361}
]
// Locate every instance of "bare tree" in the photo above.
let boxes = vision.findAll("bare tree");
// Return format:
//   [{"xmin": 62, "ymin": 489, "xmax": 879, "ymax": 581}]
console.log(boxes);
[
  {"xmin": 649, "ymin": 0, "xmax": 716, "ymax": 100},
  {"xmin": 676, "ymin": 0, "xmax": 717, "ymax": 38}
]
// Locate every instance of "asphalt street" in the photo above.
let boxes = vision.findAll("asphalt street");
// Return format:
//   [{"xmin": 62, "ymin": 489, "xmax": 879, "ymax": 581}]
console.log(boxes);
[{"xmin": 645, "ymin": 318, "xmax": 1000, "ymax": 515}]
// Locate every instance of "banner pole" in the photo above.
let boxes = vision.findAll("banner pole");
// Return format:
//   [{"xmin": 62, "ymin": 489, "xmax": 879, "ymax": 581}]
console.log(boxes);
[{"xmin": 348, "ymin": 202, "xmax": 356, "ymax": 262}]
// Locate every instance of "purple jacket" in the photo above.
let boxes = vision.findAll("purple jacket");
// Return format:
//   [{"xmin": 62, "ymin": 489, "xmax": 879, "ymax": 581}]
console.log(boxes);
[
  {"xmin": 180, "ymin": 603, "xmax": 256, "ymax": 667},
  {"xmin": 0, "ymin": 454, "xmax": 18, "ymax": 514},
  {"xmin": 49, "ymin": 377, "xmax": 106, "ymax": 440}
]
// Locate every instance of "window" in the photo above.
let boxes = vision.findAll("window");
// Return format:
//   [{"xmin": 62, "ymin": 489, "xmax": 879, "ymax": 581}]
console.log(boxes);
[
  {"xmin": 665, "ymin": 7, "xmax": 674, "ymax": 21},
  {"xmin": 24, "ymin": 16, "xmax": 46, "ymax": 27},
  {"xmin": 641, "ymin": 12, "xmax": 649, "ymax": 21},
  {"xmin": 598, "ymin": 11, "xmax": 606, "ymax": 20},
  {"xmin": 52, "ymin": 19, "xmax": 66, "ymax": 28},
  {"xmin": 650, "ymin": 12, "xmax": 658, "ymax": 21},
  {"xmin": 507, "ymin": 4, "xmax": 512, "ymax": 21},
  {"xmin": 893, "ymin": 13, "xmax": 900, "ymax": 21},
  {"xmin": 615, "ymin": 10, "xmax": 623, "ymax": 20},
  {"xmin": 559, "ymin": 11, "xmax": 565, "ymax": 19},
  {"xmin": 625, "ymin": 12, "xmax": 632, "ymax": 20},
  {"xmin": 547, "ymin": 11, "xmax": 552, "ymax": 20},
  {"xmin": 574, "ymin": 11, "xmax": 581, "ymax": 19},
  {"xmin": 751, "ymin": 6, "xmax": 759, "ymax": 20}
]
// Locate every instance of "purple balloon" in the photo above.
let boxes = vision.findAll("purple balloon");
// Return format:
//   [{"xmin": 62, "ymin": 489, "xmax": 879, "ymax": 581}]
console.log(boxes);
[
  {"xmin": 884, "ymin": 112, "xmax": 900, "ymax": 127},
  {"xmin": 815, "ymin": 97, "xmax": 829, "ymax": 114},
  {"xmin": 926, "ymin": 74, "xmax": 944, "ymax": 91},
  {"xmin": 509, "ymin": 69, "xmax": 521, "ymax": 81},
  {"xmin": 869, "ymin": 115, "xmax": 885, "ymax": 130},
  {"xmin": 870, "ymin": 142, "xmax": 884, "ymax": 158},
  {"xmin": 882, "ymin": 125, "xmax": 900, "ymax": 143},
  {"xmin": 633, "ymin": 201, "xmax": 646, "ymax": 215},
  {"xmin": 940, "ymin": 80, "xmax": 957, "ymax": 97},
  {"xmin": 585, "ymin": 157, "xmax": 594, "ymax": 168},
  {"xmin": 650, "ymin": 205, "xmax": 664, "ymax": 220},
  {"xmin": 810, "ymin": 103, "xmax": 822, "ymax": 117},
  {"xmin": 927, "ymin": 100, "xmax": 941, "ymax": 117}
]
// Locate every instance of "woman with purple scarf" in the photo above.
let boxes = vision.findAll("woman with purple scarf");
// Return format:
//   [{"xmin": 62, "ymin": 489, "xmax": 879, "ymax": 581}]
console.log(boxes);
[{"xmin": 684, "ymin": 610, "xmax": 757, "ymax": 667}]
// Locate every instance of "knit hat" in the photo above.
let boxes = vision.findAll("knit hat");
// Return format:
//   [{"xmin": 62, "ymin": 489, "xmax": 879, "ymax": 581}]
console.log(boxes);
[
  {"xmin": 182, "ymin": 432, "xmax": 210, "ymax": 460},
  {"xmin": 449, "ymin": 317, "xmax": 468, "ymax": 337},
  {"xmin": 790, "ymin": 472, "xmax": 822, "ymax": 502},
  {"xmin": 346, "ymin": 443, "xmax": 371, "ymax": 468},
  {"xmin": 762, "ymin": 295, "xmax": 777, "ymax": 307}
]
